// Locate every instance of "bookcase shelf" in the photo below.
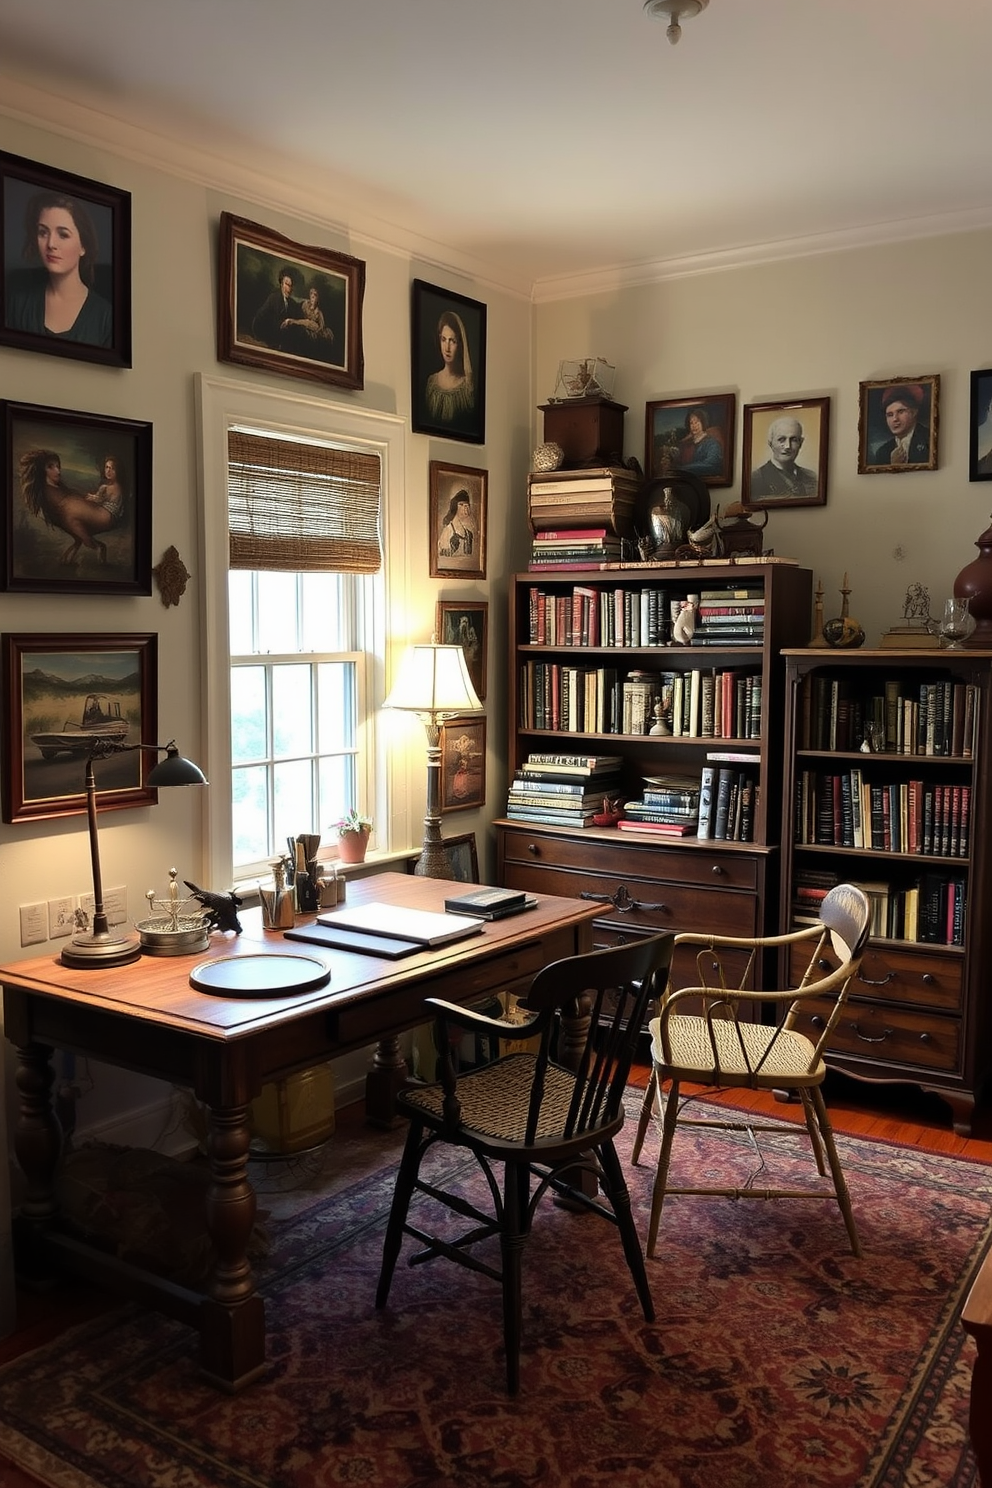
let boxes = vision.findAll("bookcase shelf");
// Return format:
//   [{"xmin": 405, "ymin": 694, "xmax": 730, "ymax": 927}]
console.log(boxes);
[
  {"xmin": 496, "ymin": 561, "xmax": 812, "ymax": 995},
  {"xmin": 780, "ymin": 648, "xmax": 992, "ymax": 1133}
]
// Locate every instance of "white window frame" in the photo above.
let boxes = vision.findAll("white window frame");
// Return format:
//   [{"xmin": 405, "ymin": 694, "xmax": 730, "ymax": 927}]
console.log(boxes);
[{"xmin": 196, "ymin": 373, "xmax": 416, "ymax": 889}]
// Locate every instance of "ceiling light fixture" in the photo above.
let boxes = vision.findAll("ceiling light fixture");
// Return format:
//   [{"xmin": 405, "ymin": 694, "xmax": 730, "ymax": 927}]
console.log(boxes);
[{"xmin": 644, "ymin": 0, "xmax": 709, "ymax": 46}]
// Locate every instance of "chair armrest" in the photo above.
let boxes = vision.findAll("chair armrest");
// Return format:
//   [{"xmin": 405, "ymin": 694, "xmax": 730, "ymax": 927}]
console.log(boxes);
[
  {"xmin": 425, "ymin": 996, "xmax": 540, "ymax": 1039},
  {"xmin": 674, "ymin": 923, "xmax": 821, "ymax": 953}
]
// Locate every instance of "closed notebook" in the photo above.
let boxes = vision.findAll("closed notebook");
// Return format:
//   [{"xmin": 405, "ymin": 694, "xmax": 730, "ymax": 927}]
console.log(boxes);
[
  {"xmin": 316, "ymin": 901, "xmax": 484, "ymax": 946},
  {"xmin": 444, "ymin": 887, "xmax": 528, "ymax": 918}
]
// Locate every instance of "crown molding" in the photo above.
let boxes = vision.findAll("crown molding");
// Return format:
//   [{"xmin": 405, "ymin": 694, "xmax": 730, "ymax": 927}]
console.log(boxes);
[{"xmin": 0, "ymin": 71, "xmax": 535, "ymax": 304}]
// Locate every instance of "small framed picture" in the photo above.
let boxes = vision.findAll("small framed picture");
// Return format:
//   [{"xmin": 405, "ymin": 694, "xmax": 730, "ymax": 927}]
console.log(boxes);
[
  {"xmin": 411, "ymin": 280, "xmax": 486, "ymax": 444},
  {"xmin": 415, "ymin": 830, "xmax": 479, "ymax": 882},
  {"xmin": 440, "ymin": 716, "xmax": 486, "ymax": 813},
  {"xmin": 436, "ymin": 599, "xmax": 488, "ymax": 702},
  {"xmin": 3, "ymin": 400, "xmax": 152, "ymax": 595},
  {"xmin": 0, "ymin": 149, "xmax": 131, "ymax": 367},
  {"xmin": 742, "ymin": 397, "xmax": 830, "ymax": 508},
  {"xmin": 217, "ymin": 212, "xmax": 365, "ymax": 392},
  {"xmin": 429, "ymin": 460, "xmax": 487, "ymax": 579},
  {"xmin": 2, "ymin": 632, "xmax": 158, "ymax": 824},
  {"xmin": 857, "ymin": 375, "xmax": 939, "ymax": 474},
  {"xmin": 645, "ymin": 393, "xmax": 736, "ymax": 487},
  {"xmin": 969, "ymin": 370, "xmax": 992, "ymax": 481}
]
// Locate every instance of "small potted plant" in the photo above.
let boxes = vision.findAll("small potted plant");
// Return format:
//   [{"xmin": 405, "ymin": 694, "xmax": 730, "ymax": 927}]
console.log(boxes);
[{"xmin": 333, "ymin": 808, "xmax": 373, "ymax": 864}]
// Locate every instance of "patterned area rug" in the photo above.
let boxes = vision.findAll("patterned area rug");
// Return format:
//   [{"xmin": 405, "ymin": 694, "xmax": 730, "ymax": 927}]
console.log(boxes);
[{"xmin": 0, "ymin": 1093, "xmax": 986, "ymax": 1488}]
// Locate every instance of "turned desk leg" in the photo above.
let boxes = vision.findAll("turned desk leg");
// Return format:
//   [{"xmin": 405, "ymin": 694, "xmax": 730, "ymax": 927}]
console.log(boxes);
[
  {"xmin": 11, "ymin": 1042, "xmax": 63, "ymax": 1286},
  {"xmin": 200, "ymin": 1102, "xmax": 265, "ymax": 1391},
  {"xmin": 366, "ymin": 1035, "xmax": 408, "ymax": 1128}
]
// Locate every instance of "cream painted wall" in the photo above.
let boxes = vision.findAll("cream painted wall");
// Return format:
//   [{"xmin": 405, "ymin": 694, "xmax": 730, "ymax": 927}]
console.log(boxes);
[
  {"xmin": 0, "ymin": 105, "xmax": 534, "ymax": 1322},
  {"xmin": 534, "ymin": 229, "xmax": 992, "ymax": 645}
]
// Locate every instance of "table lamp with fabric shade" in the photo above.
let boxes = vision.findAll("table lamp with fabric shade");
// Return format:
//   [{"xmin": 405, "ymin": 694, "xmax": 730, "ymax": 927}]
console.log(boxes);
[{"xmin": 383, "ymin": 643, "xmax": 483, "ymax": 879}]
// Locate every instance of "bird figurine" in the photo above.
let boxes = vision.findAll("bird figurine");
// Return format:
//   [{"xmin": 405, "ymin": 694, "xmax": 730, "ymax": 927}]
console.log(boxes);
[{"xmin": 184, "ymin": 882, "xmax": 244, "ymax": 935}]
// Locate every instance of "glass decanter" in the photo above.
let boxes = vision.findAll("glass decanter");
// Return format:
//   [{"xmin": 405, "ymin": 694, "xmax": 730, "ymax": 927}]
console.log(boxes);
[{"xmin": 938, "ymin": 596, "xmax": 976, "ymax": 649}]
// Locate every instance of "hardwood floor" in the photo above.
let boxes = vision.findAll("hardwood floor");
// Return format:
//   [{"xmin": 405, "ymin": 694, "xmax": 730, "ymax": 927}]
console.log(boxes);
[{"xmin": 1, "ymin": 1070, "xmax": 989, "ymax": 1488}]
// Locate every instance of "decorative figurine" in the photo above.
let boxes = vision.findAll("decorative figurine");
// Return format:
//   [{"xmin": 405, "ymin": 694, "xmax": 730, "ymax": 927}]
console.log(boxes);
[
  {"xmin": 823, "ymin": 573, "xmax": 866, "ymax": 649},
  {"xmin": 184, "ymin": 881, "xmax": 244, "ymax": 935}
]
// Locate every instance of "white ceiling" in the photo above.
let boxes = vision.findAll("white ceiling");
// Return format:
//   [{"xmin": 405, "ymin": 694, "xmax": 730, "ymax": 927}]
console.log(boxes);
[{"xmin": 2, "ymin": 0, "xmax": 992, "ymax": 296}]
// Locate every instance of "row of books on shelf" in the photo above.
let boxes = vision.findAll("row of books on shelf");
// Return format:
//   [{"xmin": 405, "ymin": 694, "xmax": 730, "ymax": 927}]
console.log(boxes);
[
  {"xmin": 526, "ymin": 584, "xmax": 766, "ymax": 648},
  {"xmin": 793, "ymin": 869, "xmax": 966, "ymax": 946},
  {"xmin": 519, "ymin": 660, "xmax": 762, "ymax": 739},
  {"xmin": 794, "ymin": 769, "xmax": 970, "ymax": 858},
  {"xmin": 620, "ymin": 761, "xmax": 757, "ymax": 842},
  {"xmin": 800, "ymin": 675, "xmax": 979, "ymax": 758}
]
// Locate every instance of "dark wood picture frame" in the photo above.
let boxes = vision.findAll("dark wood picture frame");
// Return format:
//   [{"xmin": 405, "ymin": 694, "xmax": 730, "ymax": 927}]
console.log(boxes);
[
  {"xmin": 429, "ymin": 460, "xmax": 487, "ymax": 579},
  {"xmin": 858, "ymin": 375, "xmax": 939, "ymax": 474},
  {"xmin": 415, "ymin": 830, "xmax": 479, "ymax": 882},
  {"xmin": 3, "ymin": 400, "xmax": 152, "ymax": 595},
  {"xmin": 217, "ymin": 212, "xmax": 365, "ymax": 392},
  {"xmin": 440, "ymin": 716, "xmax": 486, "ymax": 813},
  {"xmin": 0, "ymin": 149, "xmax": 131, "ymax": 367},
  {"xmin": 2, "ymin": 632, "xmax": 158, "ymax": 823},
  {"xmin": 436, "ymin": 599, "xmax": 488, "ymax": 702},
  {"xmin": 970, "ymin": 369, "xmax": 992, "ymax": 481},
  {"xmin": 742, "ymin": 397, "xmax": 830, "ymax": 509},
  {"xmin": 411, "ymin": 279, "xmax": 487, "ymax": 444},
  {"xmin": 645, "ymin": 392, "xmax": 736, "ymax": 487}
]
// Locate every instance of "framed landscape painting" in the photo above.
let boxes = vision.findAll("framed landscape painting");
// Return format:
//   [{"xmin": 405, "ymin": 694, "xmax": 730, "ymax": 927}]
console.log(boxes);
[
  {"xmin": 217, "ymin": 213, "xmax": 365, "ymax": 391},
  {"xmin": 0, "ymin": 149, "xmax": 132, "ymax": 368},
  {"xmin": 1, "ymin": 632, "xmax": 158, "ymax": 823},
  {"xmin": 645, "ymin": 393, "xmax": 735, "ymax": 487},
  {"xmin": 3, "ymin": 400, "xmax": 152, "ymax": 594}
]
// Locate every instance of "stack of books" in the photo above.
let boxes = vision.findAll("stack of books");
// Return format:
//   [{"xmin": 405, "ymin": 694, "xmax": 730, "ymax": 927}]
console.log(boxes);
[
  {"xmin": 618, "ymin": 772, "xmax": 700, "ymax": 837},
  {"xmin": 505, "ymin": 753, "xmax": 624, "ymax": 828},
  {"xmin": 692, "ymin": 587, "xmax": 765, "ymax": 645},
  {"xmin": 529, "ymin": 527, "xmax": 623, "ymax": 570},
  {"xmin": 527, "ymin": 467, "xmax": 640, "ymax": 561},
  {"xmin": 697, "ymin": 754, "xmax": 758, "ymax": 841}
]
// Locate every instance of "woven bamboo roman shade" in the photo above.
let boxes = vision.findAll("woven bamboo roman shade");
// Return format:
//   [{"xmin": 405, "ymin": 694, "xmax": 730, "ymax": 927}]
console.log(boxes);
[{"xmin": 228, "ymin": 430, "xmax": 382, "ymax": 573}]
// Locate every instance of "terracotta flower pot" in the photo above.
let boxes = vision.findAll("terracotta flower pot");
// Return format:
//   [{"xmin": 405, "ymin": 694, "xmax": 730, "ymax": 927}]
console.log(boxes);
[{"xmin": 337, "ymin": 827, "xmax": 370, "ymax": 864}]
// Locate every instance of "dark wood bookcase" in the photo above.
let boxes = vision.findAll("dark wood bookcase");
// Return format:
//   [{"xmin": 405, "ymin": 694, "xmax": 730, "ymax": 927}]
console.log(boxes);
[
  {"xmin": 495, "ymin": 560, "xmax": 812, "ymax": 993},
  {"xmin": 779, "ymin": 647, "xmax": 992, "ymax": 1133}
]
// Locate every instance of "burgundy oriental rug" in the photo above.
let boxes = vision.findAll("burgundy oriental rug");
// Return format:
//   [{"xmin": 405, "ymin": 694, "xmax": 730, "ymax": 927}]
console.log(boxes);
[{"xmin": 0, "ymin": 1094, "xmax": 986, "ymax": 1488}]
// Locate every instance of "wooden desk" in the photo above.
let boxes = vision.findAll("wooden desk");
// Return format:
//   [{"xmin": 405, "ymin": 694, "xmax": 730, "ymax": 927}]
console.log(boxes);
[{"xmin": 1, "ymin": 873, "xmax": 597, "ymax": 1391}]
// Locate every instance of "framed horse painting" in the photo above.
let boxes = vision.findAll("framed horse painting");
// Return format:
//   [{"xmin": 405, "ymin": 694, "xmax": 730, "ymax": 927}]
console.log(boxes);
[{"xmin": 2, "ymin": 400, "xmax": 152, "ymax": 594}]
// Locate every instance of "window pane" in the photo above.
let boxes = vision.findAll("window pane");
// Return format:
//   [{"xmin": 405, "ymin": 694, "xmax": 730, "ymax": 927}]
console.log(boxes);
[
  {"xmin": 319, "ymin": 754, "xmax": 356, "ymax": 835},
  {"xmin": 232, "ymin": 765, "xmax": 269, "ymax": 864},
  {"xmin": 229, "ymin": 571, "xmax": 254, "ymax": 653},
  {"xmin": 302, "ymin": 573, "xmax": 346, "ymax": 652},
  {"xmin": 272, "ymin": 665, "xmax": 313, "ymax": 758},
  {"xmin": 274, "ymin": 759, "xmax": 318, "ymax": 845},
  {"xmin": 231, "ymin": 667, "xmax": 267, "ymax": 764},
  {"xmin": 318, "ymin": 662, "xmax": 355, "ymax": 750},
  {"xmin": 255, "ymin": 572, "xmax": 299, "ymax": 654}
]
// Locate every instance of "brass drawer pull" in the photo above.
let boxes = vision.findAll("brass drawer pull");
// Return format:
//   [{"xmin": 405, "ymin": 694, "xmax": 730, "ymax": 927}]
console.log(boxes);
[
  {"xmin": 851, "ymin": 1023, "xmax": 892, "ymax": 1044},
  {"xmin": 580, "ymin": 885, "xmax": 666, "ymax": 915},
  {"xmin": 857, "ymin": 969, "xmax": 895, "ymax": 987}
]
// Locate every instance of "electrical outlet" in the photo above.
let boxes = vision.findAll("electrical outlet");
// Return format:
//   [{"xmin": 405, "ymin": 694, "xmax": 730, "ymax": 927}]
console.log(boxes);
[
  {"xmin": 19, "ymin": 902, "xmax": 48, "ymax": 946},
  {"xmin": 104, "ymin": 886, "xmax": 128, "ymax": 925},
  {"xmin": 48, "ymin": 896, "xmax": 76, "ymax": 939}
]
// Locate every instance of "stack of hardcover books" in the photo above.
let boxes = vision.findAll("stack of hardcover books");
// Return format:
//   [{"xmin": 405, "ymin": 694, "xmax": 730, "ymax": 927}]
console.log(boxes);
[
  {"xmin": 505, "ymin": 753, "xmax": 624, "ymax": 828},
  {"xmin": 617, "ymin": 773, "xmax": 700, "ymax": 837},
  {"xmin": 692, "ymin": 586, "xmax": 765, "ymax": 645},
  {"xmin": 527, "ymin": 467, "xmax": 640, "ymax": 568},
  {"xmin": 529, "ymin": 527, "xmax": 623, "ymax": 569}
]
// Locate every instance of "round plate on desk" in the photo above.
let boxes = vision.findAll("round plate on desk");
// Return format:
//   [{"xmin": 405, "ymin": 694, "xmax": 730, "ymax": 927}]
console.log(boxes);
[{"xmin": 189, "ymin": 953, "xmax": 331, "ymax": 997}]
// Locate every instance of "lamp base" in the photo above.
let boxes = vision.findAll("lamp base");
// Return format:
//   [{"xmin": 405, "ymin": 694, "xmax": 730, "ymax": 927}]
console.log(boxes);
[
  {"xmin": 414, "ymin": 842, "xmax": 455, "ymax": 880},
  {"xmin": 61, "ymin": 928, "xmax": 142, "ymax": 968}
]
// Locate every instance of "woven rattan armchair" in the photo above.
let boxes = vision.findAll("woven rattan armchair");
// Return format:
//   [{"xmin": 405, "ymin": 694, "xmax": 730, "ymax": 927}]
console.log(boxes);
[
  {"xmin": 375, "ymin": 932, "xmax": 675, "ymax": 1395},
  {"xmin": 630, "ymin": 883, "xmax": 871, "ymax": 1260}
]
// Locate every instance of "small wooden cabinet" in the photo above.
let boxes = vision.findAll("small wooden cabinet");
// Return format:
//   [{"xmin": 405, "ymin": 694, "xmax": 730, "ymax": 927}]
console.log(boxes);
[
  {"xmin": 779, "ymin": 648, "xmax": 992, "ymax": 1133},
  {"xmin": 495, "ymin": 560, "xmax": 812, "ymax": 992}
]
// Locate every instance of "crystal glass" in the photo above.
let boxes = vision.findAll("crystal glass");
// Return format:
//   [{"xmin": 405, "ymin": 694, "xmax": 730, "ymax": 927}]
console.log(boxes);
[{"xmin": 938, "ymin": 597, "xmax": 976, "ymax": 649}]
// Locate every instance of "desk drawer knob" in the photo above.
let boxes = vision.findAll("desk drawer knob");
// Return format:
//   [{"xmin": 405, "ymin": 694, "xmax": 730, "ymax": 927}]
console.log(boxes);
[
  {"xmin": 710, "ymin": 864, "xmax": 725, "ymax": 877},
  {"xmin": 527, "ymin": 843, "xmax": 540, "ymax": 856},
  {"xmin": 921, "ymin": 973, "xmax": 936, "ymax": 987}
]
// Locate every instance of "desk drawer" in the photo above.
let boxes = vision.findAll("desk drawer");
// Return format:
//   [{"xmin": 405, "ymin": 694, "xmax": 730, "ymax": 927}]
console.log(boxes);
[
  {"xmin": 500, "ymin": 827, "xmax": 758, "ymax": 891},
  {"xmin": 792, "ymin": 996, "xmax": 961, "ymax": 1075},
  {"xmin": 788, "ymin": 942, "xmax": 963, "ymax": 1013}
]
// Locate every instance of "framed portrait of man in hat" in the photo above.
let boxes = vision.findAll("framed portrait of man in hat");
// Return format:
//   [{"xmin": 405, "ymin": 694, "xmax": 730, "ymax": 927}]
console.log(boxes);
[{"xmin": 858, "ymin": 375, "xmax": 939, "ymax": 474}]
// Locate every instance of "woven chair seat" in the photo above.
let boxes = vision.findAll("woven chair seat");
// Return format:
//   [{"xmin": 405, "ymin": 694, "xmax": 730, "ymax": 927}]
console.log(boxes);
[
  {"xmin": 649, "ymin": 1015, "xmax": 824, "ymax": 1087},
  {"xmin": 402, "ymin": 1055, "xmax": 581, "ymax": 1145}
]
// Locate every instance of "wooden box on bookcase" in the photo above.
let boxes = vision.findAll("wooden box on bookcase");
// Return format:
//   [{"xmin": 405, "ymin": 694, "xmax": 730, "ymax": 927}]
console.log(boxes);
[
  {"xmin": 779, "ymin": 647, "xmax": 992, "ymax": 1134},
  {"xmin": 495, "ymin": 559, "xmax": 812, "ymax": 999}
]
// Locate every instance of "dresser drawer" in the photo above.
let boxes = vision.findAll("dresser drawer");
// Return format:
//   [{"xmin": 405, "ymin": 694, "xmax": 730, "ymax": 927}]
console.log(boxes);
[
  {"xmin": 788, "ymin": 942, "xmax": 964, "ymax": 1013},
  {"xmin": 500, "ymin": 826, "xmax": 758, "ymax": 891},
  {"xmin": 791, "ymin": 997, "xmax": 961, "ymax": 1075},
  {"xmin": 504, "ymin": 857, "xmax": 755, "ymax": 937}
]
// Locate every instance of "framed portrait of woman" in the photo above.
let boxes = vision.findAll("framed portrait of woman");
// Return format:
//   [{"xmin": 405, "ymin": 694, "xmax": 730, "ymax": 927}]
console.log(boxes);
[
  {"xmin": 429, "ymin": 460, "xmax": 487, "ymax": 579},
  {"xmin": 3, "ymin": 400, "xmax": 152, "ymax": 595},
  {"xmin": 645, "ymin": 393, "xmax": 736, "ymax": 487},
  {"xmin": 439, "ymin": 717, "xmax": 486, "ymax": 813},
  {"xmin": 411, "ymin": 280, "xmax": 487, "ymax": 444},
  {"xmin": 0, "ymin": 150, "xmax": 132, "ymax": 368}
]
